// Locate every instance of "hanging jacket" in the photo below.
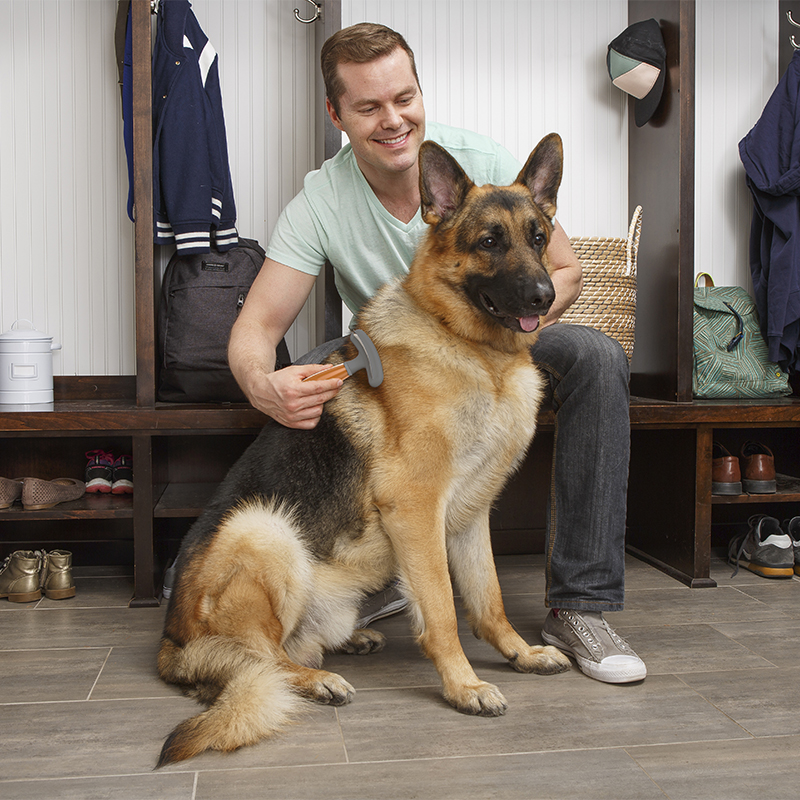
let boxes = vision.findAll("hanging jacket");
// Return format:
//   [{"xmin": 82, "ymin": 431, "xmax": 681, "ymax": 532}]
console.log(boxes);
[
  {"xmin": 738, "ymin": 49, "xmax": 800, "ymax": 372},
  {"xmin": 148, "ymin": 0, "xmax": 238, "ymax": 253}
]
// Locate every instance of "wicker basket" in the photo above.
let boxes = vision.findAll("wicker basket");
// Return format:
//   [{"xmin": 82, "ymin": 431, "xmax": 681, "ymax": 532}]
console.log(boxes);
[{"xmin": 560, "ymin": 205, "xmax": 642, "ymax": 360}]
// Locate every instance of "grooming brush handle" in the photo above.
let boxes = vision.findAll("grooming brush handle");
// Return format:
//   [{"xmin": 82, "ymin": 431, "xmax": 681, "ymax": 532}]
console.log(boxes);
[{"xmin": 303, "ymin": 363, "xmax": 349, "ymax": 382}]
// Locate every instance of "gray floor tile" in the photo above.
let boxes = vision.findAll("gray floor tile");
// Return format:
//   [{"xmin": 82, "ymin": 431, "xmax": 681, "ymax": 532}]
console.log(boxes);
[
  {"xmin": 0, "ymin": 606, "xmax": 166, "ymax": 650},
  {"xmin": 336, "ymin": 674, "xmax": 747, "ymax": 763},
  {"xmin": 1, "ymin": 772, "xmax": 195, "ymax": 800},
  {"xmin": 90, "ymin": 644, "xmax": 180, "ymax": 700},
  {"xmin": 0, "ymin": 696, "xmax": 345, "ymax": 781},
  {"xmin": 711, "ymin": 617, "xmax": 800, "ymax": 668},
  {"xmin": 0, "ymin": 647, "xmax": 109, "ymax": 702},
  {"xmin": 626, "ymin": 734, "xmax": 800, "ymax": 800},
  {"xmin": 678, "ymin": 667, "xmax": 800, "ymax": 737},
  {"xmin": 196, "ymin": 748, "xmax": 666, "ymax": 800}
]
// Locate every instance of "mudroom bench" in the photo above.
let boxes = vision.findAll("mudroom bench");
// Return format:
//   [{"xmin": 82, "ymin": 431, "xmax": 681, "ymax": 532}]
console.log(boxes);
[{"xmin": 3, "ymin": 382, "xmax": 800, "ymax": 606}]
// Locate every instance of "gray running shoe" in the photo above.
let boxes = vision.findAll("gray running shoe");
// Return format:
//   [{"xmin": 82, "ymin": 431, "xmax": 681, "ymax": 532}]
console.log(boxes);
[
  {"xmin": 356, "ymin": 580, "xmax": 409, "ymax": 628},
  {"xmin": 728, "ymin": 515, "xmax": 794, "ymax": 578},
  {"xmin": 541, "ymin": 609, "xmax": 646, "ymax": 684},
  {"xmin": 781, "ymin": 516, "xmax": 800, "ymax": 576}
]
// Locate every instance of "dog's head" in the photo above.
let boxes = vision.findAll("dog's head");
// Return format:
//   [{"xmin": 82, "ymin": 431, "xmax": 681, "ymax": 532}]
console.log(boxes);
[{"xmin": 409, "ymin": 133, "xmax": 562, "ymax": 349}]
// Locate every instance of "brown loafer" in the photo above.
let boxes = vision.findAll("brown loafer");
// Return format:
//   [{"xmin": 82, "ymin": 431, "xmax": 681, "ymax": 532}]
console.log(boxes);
[
  {"xmin": 0, "ymin": 477, "xmax": 24, "ymax": 509},
  {"xmin": 21, "ymin": 478, "xmax": 86, "ymax": 510},
  {"xmin": 712, "ymin": 442, "xmax": 742, "ymax": 495},
  {"xmin": 740, "ymin": 442, "xmax": 777, "ymax": 494}
]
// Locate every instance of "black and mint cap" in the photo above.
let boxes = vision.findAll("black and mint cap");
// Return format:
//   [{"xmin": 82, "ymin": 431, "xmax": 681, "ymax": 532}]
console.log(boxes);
[{"xmin": 607, "ymin": 18, "xmax": 666, "ymax": 127}]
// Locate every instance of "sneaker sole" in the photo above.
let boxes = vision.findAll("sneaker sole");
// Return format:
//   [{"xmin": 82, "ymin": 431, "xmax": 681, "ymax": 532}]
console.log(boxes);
[
  {"xmin": 541, "ymin": 631, "xmax": 647, "ymax": 684},
  {"xmin": 356, "ymin": 598, "xmax": 409, "ymax": 629},
  {"xmin": 111, "ymin": 481, "xmax": 133, "ymax": 495},
  {"xmin": 732, "ymin": 559, "xmax": 794, "ymax": 578},
  {"xmin": 86, "ymin": 481, "xmax": 112, "ymax": 494}
]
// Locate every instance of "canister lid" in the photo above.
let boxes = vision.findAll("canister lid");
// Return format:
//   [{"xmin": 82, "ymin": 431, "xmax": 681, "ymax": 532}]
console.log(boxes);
[{"xmin": 0, "ymin": 319, "xmax": 53, "ymax": 342}]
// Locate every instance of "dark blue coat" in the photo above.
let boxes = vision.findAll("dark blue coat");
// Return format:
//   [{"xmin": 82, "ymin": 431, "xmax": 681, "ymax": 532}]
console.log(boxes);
[
  {"xmin": 739, "ymin": 49, "xmax": 800, "ymax": 372},
  {"xmin": 124, "ymin": 0, "xmax": 238, "ymax": 254}
]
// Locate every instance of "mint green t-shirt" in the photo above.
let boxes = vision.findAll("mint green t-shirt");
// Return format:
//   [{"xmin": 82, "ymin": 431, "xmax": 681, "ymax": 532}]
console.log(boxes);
[{"xmin": 266, "ymin": 121, "xmax": 522, "ymax": 317}]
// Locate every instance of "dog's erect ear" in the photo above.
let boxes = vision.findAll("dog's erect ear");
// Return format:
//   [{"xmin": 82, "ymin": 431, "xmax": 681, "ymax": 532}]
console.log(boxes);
[
  {"xmin": 516, "ymin": 133, "xmax": 563, "ymax": 221},
  {"xmin": 419, "ymin": 141, "xmax": 474, "ymax": 225}
]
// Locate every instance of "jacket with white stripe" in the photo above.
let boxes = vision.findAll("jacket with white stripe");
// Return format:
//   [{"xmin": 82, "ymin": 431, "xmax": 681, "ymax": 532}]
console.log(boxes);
[{"xmin": 152, "ymin": 0, "xmax": 237, "ymax": 253}]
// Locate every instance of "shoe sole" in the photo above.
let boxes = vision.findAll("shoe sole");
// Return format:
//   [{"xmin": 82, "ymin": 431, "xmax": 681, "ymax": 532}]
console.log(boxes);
[
  {"xmin": 732, "ymin": 558, "xmax": 794, "ymax": 578},
  {"xmin": 541, "ymin": 631, "xmax": 647, "ymax": 684},
  {"xmin": 356, "ymin": 598, "xmax": 409, "ymax": 629},
  {"xmin": 1, "ymin": 589, "xmax": 42, "ymax": 603},
  {"xmin": 742, "ymin": 479, "xmax": 777, "ymax": 493},
  {"xmin": 712, "ymin": 481, "xmax": 742, "ymax": 495},
  {"xmin": 111, "ymin": 481, "xmax": 133, "ymax": 495},
  {"xmin": 86, "ymin": 481, "xmax": 112, "ymax": 494}
]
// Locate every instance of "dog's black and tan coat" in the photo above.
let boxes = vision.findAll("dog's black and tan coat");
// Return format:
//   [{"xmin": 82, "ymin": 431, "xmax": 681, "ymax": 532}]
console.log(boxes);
[{"xmin": 157, "ymin": 133, "xmax": 572, "ymax": 766}]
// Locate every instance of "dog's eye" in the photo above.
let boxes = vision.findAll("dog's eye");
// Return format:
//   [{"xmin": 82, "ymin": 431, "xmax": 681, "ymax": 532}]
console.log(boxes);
[
  {"xmin": 480, "ymin": 236, "xmax": 498, "ymax": 249},
  {"xmin": 533, "ymin": 233, "xmax": 546, "ymax": 247}
]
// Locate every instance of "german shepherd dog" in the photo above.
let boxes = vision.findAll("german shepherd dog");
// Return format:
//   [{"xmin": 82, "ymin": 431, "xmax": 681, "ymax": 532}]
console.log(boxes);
[{"xmin": 157, "ymin": 132, "xmax": 571, "ymax": 767}]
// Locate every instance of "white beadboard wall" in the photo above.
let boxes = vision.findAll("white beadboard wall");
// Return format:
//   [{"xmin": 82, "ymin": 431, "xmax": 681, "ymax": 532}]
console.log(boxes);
[
  {"xmin": 695, "ymin": 0, "xmax": 778, "ymax": 290},
  {"xmin": 0, "ymin": 0, "xmax": 786, "ymax": 376},
  {"xmin": 343, "ymin": 0, "xmax": 630, "ymax": 239}
]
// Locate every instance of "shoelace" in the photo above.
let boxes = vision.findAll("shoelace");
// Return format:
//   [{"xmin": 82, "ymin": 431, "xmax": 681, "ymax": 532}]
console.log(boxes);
[
  {"xmin": 562, "ymin": 611, "xmax": 633, "ymax": 658},
  {"xmin": 85, "ymin": 449, "xmax": 114, "ymax": 467}
]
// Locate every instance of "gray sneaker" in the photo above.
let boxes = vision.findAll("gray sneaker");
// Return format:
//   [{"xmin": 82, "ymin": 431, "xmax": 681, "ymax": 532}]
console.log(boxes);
[
  {"xmin": 541, "ymin": 609, "xmax": 646, "ymax": 684},
  {"xmin": 356, "ymin": 581, "xmax": 409, "ymax": 628},
  {"xmin": 781, "ymin": 517, "xmax": 800, "ymax": 576},
  {"xmin": 728, "ymin": 515, "xmax": 794, "ymax": 578}
]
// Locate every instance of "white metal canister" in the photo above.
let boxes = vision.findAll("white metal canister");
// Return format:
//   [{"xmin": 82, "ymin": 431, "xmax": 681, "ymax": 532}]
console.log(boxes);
[{"xmin": 0, "ymin": 320, "xmax": 62, "ymax": 404}]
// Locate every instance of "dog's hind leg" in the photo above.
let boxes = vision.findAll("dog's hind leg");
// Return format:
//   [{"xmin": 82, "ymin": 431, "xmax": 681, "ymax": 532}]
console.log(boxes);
[{"xmin": 447, "ymin": 515, "xmax": 570, "ymax": 675}]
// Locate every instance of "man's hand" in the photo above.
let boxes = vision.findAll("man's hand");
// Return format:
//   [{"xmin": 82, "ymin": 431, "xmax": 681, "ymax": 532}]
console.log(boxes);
[{"xmin": 245, "ymin": 364, "xmax": 343, "ymax": 429}]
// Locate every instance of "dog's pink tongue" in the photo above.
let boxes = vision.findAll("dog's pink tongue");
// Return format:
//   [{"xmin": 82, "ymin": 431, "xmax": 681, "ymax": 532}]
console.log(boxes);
[{"xmin": 519, "ymin": 315, "xmax": 540, "ymax": 332}]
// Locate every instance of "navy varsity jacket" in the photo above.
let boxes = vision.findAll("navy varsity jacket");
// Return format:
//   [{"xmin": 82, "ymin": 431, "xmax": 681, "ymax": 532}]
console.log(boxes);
[{"xmin": 126, "ymin": 0, "xmax": 238, "ymax": 253}]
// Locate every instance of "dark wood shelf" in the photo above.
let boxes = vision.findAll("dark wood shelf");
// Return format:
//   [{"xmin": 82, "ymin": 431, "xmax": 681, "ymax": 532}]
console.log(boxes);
[
  {"xmin": 0, "ymin": 493, "xmax": 134, "ymax": 520},
  {"xmin": 154, "ymin": 482, "xmax": 218, "ymax": 518},
  {"xmin": 712, "ymin": 473, "xmax": 800, "ymax": 504}
]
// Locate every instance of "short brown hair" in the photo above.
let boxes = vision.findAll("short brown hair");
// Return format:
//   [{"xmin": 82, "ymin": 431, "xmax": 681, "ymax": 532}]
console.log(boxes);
[{"xmin": 321, "ymin": 23, "xmax": 420, "ymax": 116}]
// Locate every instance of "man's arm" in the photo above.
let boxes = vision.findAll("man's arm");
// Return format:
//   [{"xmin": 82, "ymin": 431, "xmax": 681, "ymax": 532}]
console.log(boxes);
[
  {"xmin": 541, "ymin": 220, "xmax": 583, "ymax": 327},
  {"xmin": 228, "ymin": 258, "xmax": 343, "ymax": 428}
]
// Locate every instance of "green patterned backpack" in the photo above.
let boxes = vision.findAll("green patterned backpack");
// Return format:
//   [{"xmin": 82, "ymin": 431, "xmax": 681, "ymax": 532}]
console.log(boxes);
[{"xmin": 693, "ymin": 273, "xmax": 791, "ymax": 399}]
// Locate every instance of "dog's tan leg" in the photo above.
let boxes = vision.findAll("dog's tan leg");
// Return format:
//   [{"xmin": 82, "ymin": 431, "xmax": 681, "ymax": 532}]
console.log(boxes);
[
  {"xmin": 380, "ymin": 500, "xmax": 509, "ymax": 717},
  {"xmin": 448, "ymin": 516, "xmax": 570, "ymax": 674}
]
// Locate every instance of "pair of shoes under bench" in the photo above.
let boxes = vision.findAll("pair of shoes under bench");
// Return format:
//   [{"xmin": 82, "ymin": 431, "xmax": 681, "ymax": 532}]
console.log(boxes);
[{"xmin": 541, "ymin": 608, "xmax": 647, "ymax": 684}]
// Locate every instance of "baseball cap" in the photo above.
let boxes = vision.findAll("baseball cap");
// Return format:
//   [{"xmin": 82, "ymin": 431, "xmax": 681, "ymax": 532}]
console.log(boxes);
[{"xmin": 607, "ymin": 18, "xmax": 666, "ymax": 127}]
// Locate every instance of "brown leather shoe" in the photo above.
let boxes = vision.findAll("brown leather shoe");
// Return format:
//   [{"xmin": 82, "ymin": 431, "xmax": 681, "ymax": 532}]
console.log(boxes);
[
  {"xmin": 712, "ymin": 442, "xmax": 742, "ymax": 495},
  {"xmin": 740, "ymin": 442, "xmax": 777, "ymax": 494}
]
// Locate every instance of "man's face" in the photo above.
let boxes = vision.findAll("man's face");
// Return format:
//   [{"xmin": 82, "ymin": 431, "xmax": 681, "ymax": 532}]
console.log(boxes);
[{"xmin": 327, "ymin": 47, "xmax": 426, "ymax": 186}]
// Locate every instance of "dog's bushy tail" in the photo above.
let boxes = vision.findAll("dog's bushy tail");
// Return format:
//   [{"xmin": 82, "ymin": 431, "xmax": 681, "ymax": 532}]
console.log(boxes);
[{"xmin": 156, "ymin": 636, "xmax": 302, "ymax": 767}]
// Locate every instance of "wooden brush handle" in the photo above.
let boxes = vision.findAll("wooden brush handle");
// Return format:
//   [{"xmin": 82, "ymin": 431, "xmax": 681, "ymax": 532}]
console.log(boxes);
[{"xmin": 302, "ymin": 363, "xmax": 349, "ymax": 382}]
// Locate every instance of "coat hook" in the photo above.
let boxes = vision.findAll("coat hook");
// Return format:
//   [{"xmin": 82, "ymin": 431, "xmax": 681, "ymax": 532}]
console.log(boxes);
[
  {"xmin": 793, "ymin": 34, "xmax": 800, "ymax": 49},
  {"xmin": 294, "ymin": 0, "xmax": 321, "ymax": 24},
  {"xmin": 788, "ymin": 9, "xmax": 800, "ymax": 28}
]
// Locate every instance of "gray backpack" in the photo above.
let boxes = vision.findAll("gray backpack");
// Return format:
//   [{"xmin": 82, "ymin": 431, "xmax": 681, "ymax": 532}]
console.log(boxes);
[{"xmin": 157, "ymin": 238, "xmax": 291, "ymax": 403}]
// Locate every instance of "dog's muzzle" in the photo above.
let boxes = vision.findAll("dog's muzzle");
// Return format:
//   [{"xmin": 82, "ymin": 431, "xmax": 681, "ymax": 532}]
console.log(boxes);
[{"xmin": 472, "ymin": 275, "xmax": 556, "ymax": 333}]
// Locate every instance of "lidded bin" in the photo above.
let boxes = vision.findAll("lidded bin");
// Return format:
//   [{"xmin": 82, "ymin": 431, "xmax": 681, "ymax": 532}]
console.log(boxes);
[{"xmin": 0, "ymin": 320, "xmax": 62, "ymax": 404}]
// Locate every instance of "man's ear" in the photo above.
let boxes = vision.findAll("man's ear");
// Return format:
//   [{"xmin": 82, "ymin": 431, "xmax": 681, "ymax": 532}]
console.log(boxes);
[
  {"xmin": 326, "ymin": 97, "xmax": 345, "ymax": 133},
  {"xmin": 516, "ymin": 133, "xmax": 563, "ymax": 220},
  {"xmin": 419, "ymin": 141, "xmax": 473, "ymax": 225}
]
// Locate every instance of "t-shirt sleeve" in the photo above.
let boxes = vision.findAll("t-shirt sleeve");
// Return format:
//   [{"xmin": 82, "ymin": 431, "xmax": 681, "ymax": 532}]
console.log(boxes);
[{"xmin": 265, "ymin": 191, "xmax": 328, "ymax": 277}]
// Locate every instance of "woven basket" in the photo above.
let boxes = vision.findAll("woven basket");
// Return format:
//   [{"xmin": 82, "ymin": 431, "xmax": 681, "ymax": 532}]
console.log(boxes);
[{"xmin": 560, "ymin": 205, "xmax": 642, "ymax": 359}]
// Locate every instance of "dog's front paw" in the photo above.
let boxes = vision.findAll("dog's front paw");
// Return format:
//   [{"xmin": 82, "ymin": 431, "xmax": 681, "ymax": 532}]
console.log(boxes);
[
  {"xmin": 446, "ymin": 681, "xmax": 508, "ymax": 717},
  {"xmin": 508, "ymin": 644, "xmax": 570, "ymax": 675},
  {"xmin": 296, "ymin": 669, "xmax": 356, "ymax": 706},
  {"xmin": 340, "ymin": 628, "xmax": 387, "ymax": 655}
]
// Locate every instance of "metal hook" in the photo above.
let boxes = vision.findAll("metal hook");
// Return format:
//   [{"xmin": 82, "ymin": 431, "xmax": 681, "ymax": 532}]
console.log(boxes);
[
  {"xmin": 294, "ymin": 0, "xmax": 321, "ymax": 24},
  {"xmin": 793, "ymin": 34, "xmax": 800, "ymax": 50},
  {"xmin": 788, "ymin": 10, "xmax": 800, "ymax": 28}
]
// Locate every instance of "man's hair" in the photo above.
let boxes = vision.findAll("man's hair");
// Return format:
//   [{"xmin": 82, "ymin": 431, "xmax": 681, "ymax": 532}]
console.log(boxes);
[{"xmin": 321, "ymin": 23, "xmax": 420, "ymax": 116}]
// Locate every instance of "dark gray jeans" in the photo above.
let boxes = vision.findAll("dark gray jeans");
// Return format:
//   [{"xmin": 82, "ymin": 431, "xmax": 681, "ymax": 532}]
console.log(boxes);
[{"xmin": 297, "ymin": 323, "xmax": 630, "ymax": 612}]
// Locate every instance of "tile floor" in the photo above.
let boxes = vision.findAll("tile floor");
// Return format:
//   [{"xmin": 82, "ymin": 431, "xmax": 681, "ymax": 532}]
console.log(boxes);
[{"xmin": 1, "ymin": 549, "xmax": 799, "ymax": 800}]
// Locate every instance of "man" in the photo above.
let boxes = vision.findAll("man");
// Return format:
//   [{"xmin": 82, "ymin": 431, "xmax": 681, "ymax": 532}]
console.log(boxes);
[{"xmin": 229, "ymin": 23, "xmax": 646, "ymax": 684}]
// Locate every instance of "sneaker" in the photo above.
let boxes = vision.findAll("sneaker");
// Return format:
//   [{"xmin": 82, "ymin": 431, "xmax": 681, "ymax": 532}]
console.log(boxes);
[
  {"xmin": 162, "ymin": 560, "xmax": 176, "ymax": 600},
  {"xmin": 85, "ymin": 450, "xmax": 114, "ymax": 494},
  {"xmin": 781, "ymin": 517, "xmax": 800, "ymax": 576},
  {"xmin": 356, "ymin": 580, "xmax": 409, "ymax": 628},
  {"xmin": 111, "ymin": 455, "xmax": 133, "ymax": 495},
  {"xmin": 541, "ymin": 608, "xmax": 647, "ymax": 684},
  {"xmin": 728, "ymin": 515, "xmax": 794, "ymax": 578}
]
